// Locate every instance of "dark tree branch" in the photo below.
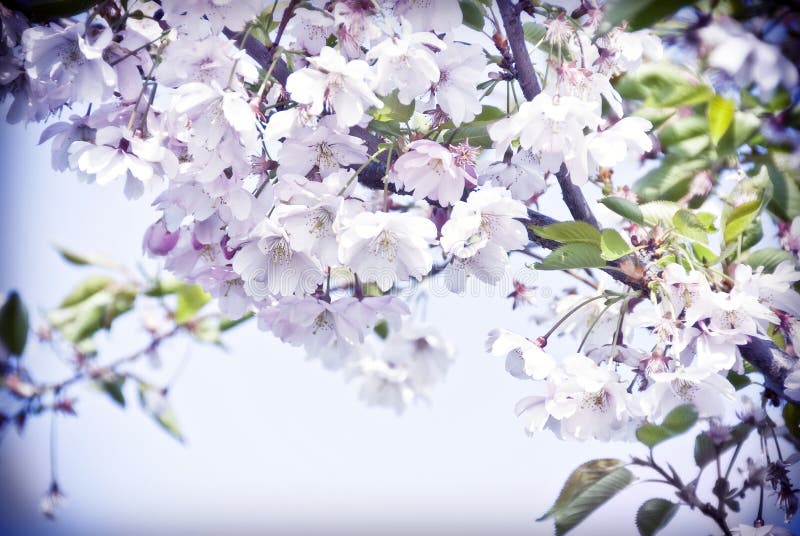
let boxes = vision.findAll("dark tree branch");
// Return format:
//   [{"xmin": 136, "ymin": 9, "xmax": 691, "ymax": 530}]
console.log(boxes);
[
  {"xmin": 496, "ymin": 0, "xmax": 599, "ymax": 228},
  {"xmin": 223, "ymin": 27, "xmax": 290, "ymax": 86},
  {"xmin": 496, "ymin": 0, "xmax": 541, "ymax": 100},
  {"xmin": 555, "ymin": 165, "xmax": 600, "ymax": 227}
]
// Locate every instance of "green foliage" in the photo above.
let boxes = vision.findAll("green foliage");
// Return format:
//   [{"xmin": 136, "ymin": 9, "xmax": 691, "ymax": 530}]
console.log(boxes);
[
  {"xmin": 540, "ymin": 459, "xmax": 634, "ymax": 535},
  {"xmin": 784, "ymin": 403, "xmax": 800, "ymax": 442},
  {"xmin": 672, "ymin": 209, "xmax": 709, "ymax": 244},
  {"xmin": 754, "ymin": 154, "xmax": 800, "ymax": 221},
  {"xmin": 138, "ymin": 384, "xmax": 184, "ymax": 443},
  {"xmin": 744, "ymin": 248, "xmax": 795, "ymax": 273},
  {"xmin": 0, "ymin": 291, "xmax": 29, "ymax": 356},
  {"xmin": 601, "ymin": 0, "xmax": 697, "ymax": 31},
  {"xmin": 616, "ymin": 63, "xmax": 713, "ymax": 108},
  {"xmin": 48, "ymin": 278, "xmax": 137, "ymax": 351},
  {"xmin": 439, "ymin": 105, "xmax": 506, "ymax": 148},
  {"xmin": 726, "ymin": 370, "xmax": 751, "ymax": 391},
  {"xmin": 694, "ymin": 423, "xmax": 754, "ymax": 468},
  {"xmin": 600, "ymin": 229, "xmax": 633, "ymax": 261},
  {"xmin": 721, "ymin": 167, "xmax": 772, "ymax": 245},
  {"xmin": 633, "ymin": 156, "xmax": 707, "ymax": 203},
  {"xmin": 97, "ymin": 375, "xmax": 127, "ymax": 408},
  {"xmin": 371, "ymin": 90, "xmax": 415, "ymax": 123},
  {"xmin": 636, "ymin": 499, "xmax": 679, "ymax": 536},
  {"xmin": 536, "ymin": 243, "xmax": 606, "ymax": 270},
  {"xmin": 707, "ymin": 95, "xmax": 735, "ymax": 145},
  {"xmin": 639, "ymin": 201, "xmax": 681, "ymax": 227},
  {"xmin": 374, "ymin": 319, "xmax": 389, "ymax": 339},
  {"xmin": 174, "ymin": 284, "xmax": 211, "ymax": 325},
  {"xmin": 459, "ymin": 0, "xmax": 485, "ymax": 31},
  {"xmin": 530, "ymin": 221, "xmax": 601, "ymax": 245},
  {"xmin": 598, "ymin": 197, "xmax": 644, "ymax": 224},
  {"xmin": 636, "ymin": 404, "xmax": 698, "ymax": 448}
]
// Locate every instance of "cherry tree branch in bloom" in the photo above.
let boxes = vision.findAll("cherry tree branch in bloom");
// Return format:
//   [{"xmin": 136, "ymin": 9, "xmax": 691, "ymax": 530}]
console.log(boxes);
[
  {"xmin": 497, "ymin": 0, "xmax": 599, "ymax": 228},
  {"xmin": 496, "ymin": 0, "xmax": 541, "ymax": 100}
]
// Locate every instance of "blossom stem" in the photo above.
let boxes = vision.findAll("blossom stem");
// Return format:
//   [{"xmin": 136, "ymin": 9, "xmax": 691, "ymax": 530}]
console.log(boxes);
[
  {"xmin": 542, "ymin": 294, "xmax": 606, "ymax": 342},
  {"xmin": 337, "ymin": 146, "xmax": 388, "ymax": 197}
]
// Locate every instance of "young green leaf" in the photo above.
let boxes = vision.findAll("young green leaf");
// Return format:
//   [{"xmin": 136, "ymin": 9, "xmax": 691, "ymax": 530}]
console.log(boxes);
[
  {"xmin": 636, "ymin": 499, "xmax": 679, "ymax": 536},
  {"xmin": 601, "ymin": 0, "xmax": 697, "ymax": 32},
  {"xmin": 598, "ymin": 197, "xmax": 644, "ymax": 225},
  {"xmin": 175, "ymin": 284, "xmax": 211, "ymax": 324},
  {"xmin": 540, "ymin": 459, "xmax": 635, "ymax": 535},
  {"xmin": 672, "ymin": 209, "xmax": 708, "ymax": 244},
  {"xmin": 530, "ymin": 222, "xmax": 601, "ymax": 245},
  {"xmin": 744, "ymin": 248, "xmax": 795, "ymax": 273},
  {"xmin": 783, "ymin": 403, "xmax": 800, "ymax": 442},
  {"xmin": 600, "ymin": 229, "xmax": 633, "ymax": 261},
  {"xmin": 535, "ymin": 244, "xmax": 606, "ymax": 270},
  {"xmin": 0, "ymin": 291, "xmax": 29, "ymax": 356},
  {"xmin": 694, "ymin": 422, "xmax": 754, "ymax": 468},
  {"xmin": 459, "ymin": 0, "xmax": 484, "ymax": 31},
  {"xmin": 636, "ymin": 404, "xmax": 698, "ymax": 448},
  {"xmin": 707, "ymin": 95, "xmax": 735, "ymax": 145}
]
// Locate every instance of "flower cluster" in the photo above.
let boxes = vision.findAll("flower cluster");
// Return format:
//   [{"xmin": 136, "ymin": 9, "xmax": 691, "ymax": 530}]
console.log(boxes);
[{"xmin": 0, "ymin": 0, "xmax": 660, "ymax": 411}]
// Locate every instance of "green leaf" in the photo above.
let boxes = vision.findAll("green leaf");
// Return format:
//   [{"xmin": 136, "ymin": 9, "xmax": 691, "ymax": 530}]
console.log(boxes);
[
  {"xmin": 459, "ymin": 0, "xmax": 484, "ymax": 31},
  {"xmin": 672, "ymin": 209, "xmax": 708, "ymax": 244},
  {"xmin": 530, "ymin": 222, "xmax": 601, "ymax": 245},
  {"xmin": 744, "ymin": 248, "xmax": 795, "ymax": 273},
  {"xmin": 374, "ymin": 319, "xmax": 389, "ymax": 339},
  {"xmin": 636, "ymin": 404, "xmax": 698, "ymax": 448},
  {"xmin": 723, "ymin": 199, "xmax": 762, "ymax": 244},
  {"xmin": 48, "ymin": 285, "xmax": 136, "ymax": 345},
  {"xmin": 707, "ymin": 95, "xmax": 735, "ymax": 145},
  {"xmin": 753, "ymin": 155, "xmax": 800, "ymax": 221},
  {"xmin": 783, "ymin": 403, "xmax": 800, "ymax": 442},
  {"xmin": 0, "ymin": 291, "xmax": 29, "ymax": 356},
  {"xmin": 540, "ymin": 459, "xmax": 627, "ymax": 520},
  {"xmin": 536, "ymin": 244, "xmax": 606, "ymax": 271},
  {"xmin": 97, "ymin": 376, "xmax": 126, "ymax": 408},
  {"xmin": 717, "ymin": 112, "xmax": 761, "ymax": 157},
  {"xmin": 59, "ymin": 275, "xmax": 113, "ymax": 307},
  {"xmin": 138, "ymin": 384, "xmax": 185, "ymax": 443},
  {"xmin": 540, "ymin": 459, "xmax": 635, "ymax": 536},
  {"xmin": 721, "ymin": 166, "xmax": 772, "ymax": 245},
  {"xmin": 601, "ymin": 0, "xmax": 697, "ymax": 31},
  {"xmin": 659, "ymin": 116, "xmax": 707, "ymax": 148},
  {"xmin": 726, "ymin": 370, "xmax": 751, "ymax": 391},
  {"xmin": 636, "ymin": 499, "xmax": 679, "ymax": 536},
  {"xmin": 219, "ymin": 311, "xmax": 254, "ymax": 331},
  {"xmin": 438, "ymin": 105, "xmax": 505, "ymax": 148},
  {"xmin": 616, "ymin": 63, "xmax": 713, "ymax": 108},
  {"xmin": 371, "ymin": 90, "xmax": 415, "ymax": 123},
  {"xmin": 634, "ymin": 107, "xmax": 675, "ymax": 129},
  {"xmin": 598, "ymin": 197, "xmax": 644, "ymax": 225},
  {"xmin": 694, "ymin": 423, "xmax": 754, "ymax": 468},
  {"xmin": 56, "ymin": 246, "xmax": 93, "ymax": 266},
  {"xmin": 634, "ymin": 156, "xmax": 707, "ymax": 203},
  {"xmin": 600, "ymin": 229, "xmax": 633, "ymax": 261},
  {"xmin": 692, "ymin": 242, "xmax": 719, "ymax": 266},
  {"xmin": 640, "ymin": 201, "xmax": 681, "ymax": 227},
  {"xmin": 175, "ymin": 284, "xmax": 211, "ymax": 325},
  {"xmin": 144, "ymin": 275, "xmax": 184, "ymax": 297}
]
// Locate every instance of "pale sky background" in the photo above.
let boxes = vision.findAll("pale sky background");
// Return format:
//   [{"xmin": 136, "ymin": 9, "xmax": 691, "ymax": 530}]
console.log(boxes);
[{"xmin": 0, "ymin": 107, "xmax": 798, "ymax": 536}]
